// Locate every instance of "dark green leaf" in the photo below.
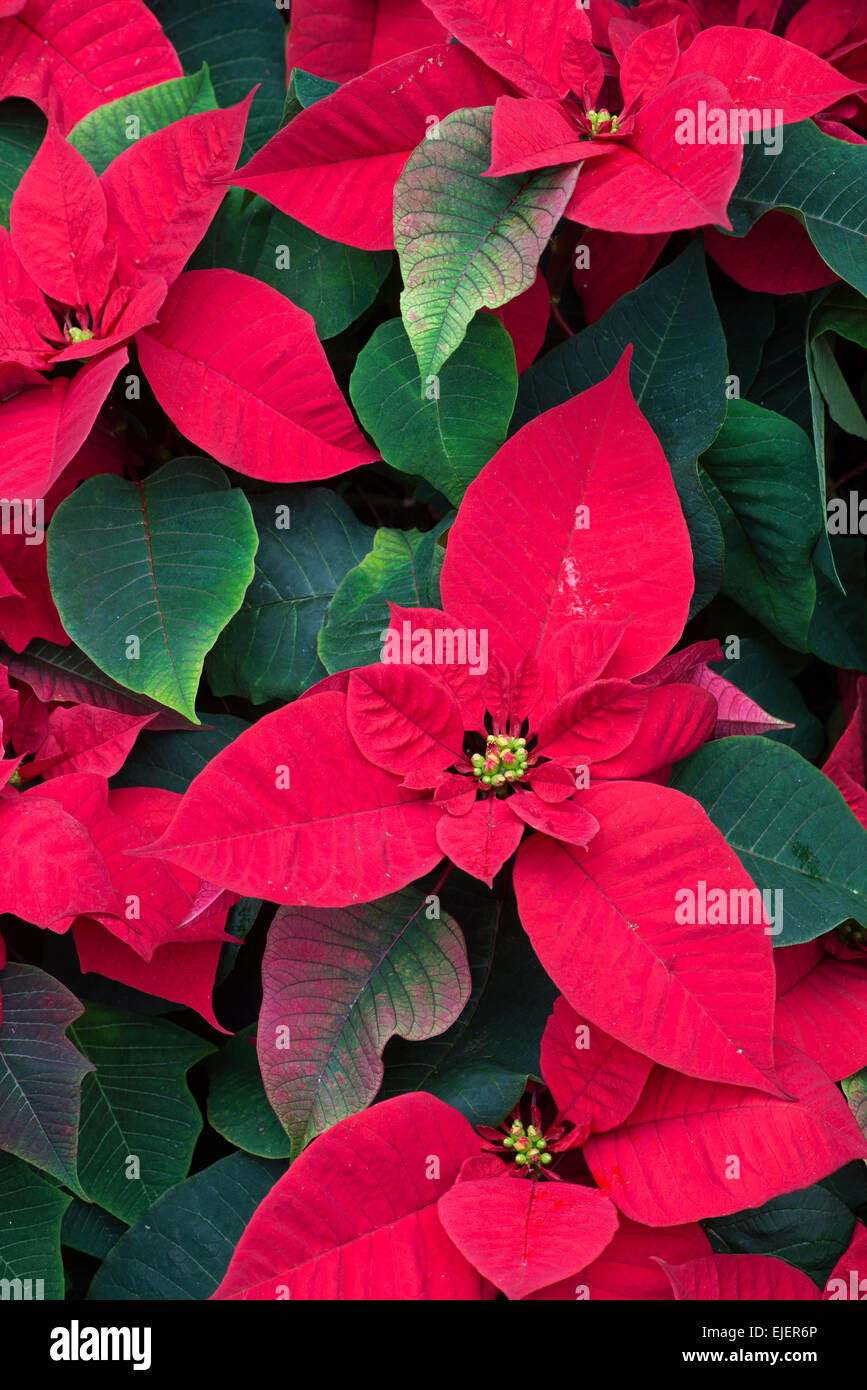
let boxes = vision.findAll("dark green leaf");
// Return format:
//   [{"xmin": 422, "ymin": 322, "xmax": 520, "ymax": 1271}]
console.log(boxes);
[
  {"xmin": 207, "ymin": 1026, "xmax": 291, "ymax": 1159},
  {"xmin": 0, "ymin": 1151, "xmax": 71, "ymax": 1300},
  {"xmin": 350, "ymin": 315, "xmax": 517, "ymax": 506},
  {"xmin": 704, "ymin": 1183, "xmax": 854, "ymax": 1286},
  {"xmin": 151, "ymin": 0, "xmax": 287, "ymax": 160},
  {"xmin": 110, "ymin": 713, "xmax": 249, "ymax": 793},
  {"xmin": 87, "ymin": 1152, "xmax": 285, "ymax": 1299},
  {"xmin": 669, "ymin": 737, "xmax": 867, "ymax": 945},
  {"xmin": 191, "ymin": 186, "xmax": 392, "ymax": 339},
  {"xmin": 0, "ymin": 964, "xmax": 91, "ymax": 1197},
  {"xmin": 0, "ymin": 99, "xmax": 45, "ymax": 227},
  {"xmin": 69, "ymin": 1005, "xmax": 214, "ymax": 1225},
  {"xmin": 207, "ymin": 488, "xmax": 373, "ymax": 703},
  {"xmin": 809, "ymin": 534, "xmax": 867, "ymax": 669},
  {"xmin": 61, "ymin": 1198, "xmax": 126, "ymax": 1260},
  {"xmin": 700, "ymin": 399, "xmax": 822, "ymax": 649}
]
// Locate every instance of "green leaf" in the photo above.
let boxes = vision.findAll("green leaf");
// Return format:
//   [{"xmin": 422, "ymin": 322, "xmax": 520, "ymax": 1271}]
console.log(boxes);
[
  {"xmin": 746, "ymin": 296, "xmax": 813, "ymax": 436},
  {"xmin": 704, "ymin": 1183, "xmax": 855, "ymax": 1287},
  {"xmin": 514, "ymin": 241, "xmax": 726, "ymax": 616},
  {"xmin": 714, "ymin": 279, "xmax": 775, "ymax": 397},
  {"xmin": 86, "ymin": 1152, "xmax": 286, "ymax": 1300},
  {"xmin": 0, "ymin": 98, "xmax": 46, "ymax": 228},
  {"xmin": 61, "ymin": 1198, "xmax": 126, "ymax": 1260},
  {"xmin": 350, "ymin": 315, "xmax": 517, "ymax": 506},
  {"xmin": 318, "ymin": 521, "xmax": 448, "ymax": 673},
  {"xmin": 807, "ymin": 284, "xmax": 867, "ymax": 584},
  {"xmin": 843, "ymin": 1069, "xmax": 867, "ymax": 1139},
  {"xmin": 809, "ymin": 534, "xmax": 867, "ymax": 669},
  {"xmin": 711, "ymin": 638, "xmax": 823, "ymax": 761},
  {"xmin": 67, "ymin": 66, "xmax": 217, "ymax": 175},
  {"xmin": 380, "ymin": 886, "xmax": 557, "ymax": 1126},
  {"xmin": 669, "ymin": 737, "xmax": 867, "ymax": 946},
  {"xmin": 47, "ymin": 457, "xmax": 258, "ymax": 723},
  {"xmin": 284, "ymin": 67, "xmax": 340, "ymax": 123},
  {"xmin": 68, "ymin": 1005, "xmax": 214, "ymax": 1225},
  {"xmin": 700, "ymin": 399, "xmax": 822, "ymax": 649},
  {"xmin": 206, "ymin": 1026, "xmax": 291, "ymax": 1159},
  {"xmin": 0, "ymin": 964, "xmax": 91, "ymax": 1197},
  {"xmin": 110, "ymin": 713, "xmax": 250, "ymax": 793},
  {"xmin": 151, "ymin": 0, "xmax": 287, "ymax": 160},
  {"xmin": 395, "ymin": 105, "xmax": 576, "ymax": 382},
  {"xmin": 730, "ymin": 121, "xmax": 867, "ymax": 295},
  {"xmin": 191, "ymin": 186, "xmax": 392, "ymax": 339},
  {"xmin": 0, "ymin": 1151, "xmax": 71, "ymax": 1300},
  {"xmin": 259, "ymin": 887, "xmax": 471, "ymax": 1153},
  {"xmin": 206, "ymin": 488, "xmax": 373, "ymax": 704}
]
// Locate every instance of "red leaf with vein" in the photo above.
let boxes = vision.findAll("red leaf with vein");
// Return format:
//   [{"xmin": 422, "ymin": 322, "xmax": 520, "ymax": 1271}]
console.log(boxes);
[
  {"xmin": 525, "ymin": 1218, "xmax": 712, "ymax": 1300},
  {"xmin": 101, "ymin": 97, "xmax": 252, "ymax": 288},
  {"xmin": 659, "ymin": 1251, "xmax": 820, "ymax": 1300},
  {"xmin": 513, "ymin": 780, "xmax": 781, "ymax": 1094},
  {"xmin": 775, "ymin": 939, "xmax": 867, "ymax": 1081},
  {"xmin": 10, "ymin": 125, "xmax": 107, "ymax": 307},
  {"xmin": 591, "ymin": 683, "xmax": 716, "ymax": 779},
  {"xmin": 19, "ymin": 705, "xmax": 154, "ymax": 781},
  {"xmin": 564, "ymin": 75, "xmax": 742, "ymax": 233},
  {"xmin": 0, "ymin": 0, "xmax": 182, "ymax": 133},
  {"xmin": 540, "ymin": 996, "xmax": 653, "ymax": 1136},
  {"xmin": 0, "ymin": 794, "xmax": 118, "ymax": 929},
  {"xmin": 420, "ymin": 0, "xmax": 581, "ymax": 98},
  {"xmin": 229, "ymin": 44, "xmax": 508, "ymax": 250},
  {"xmin": 706, "ymin": 212, "xmax": 838, "ymax": 294},
  {"xmin": 584, "ymin": 1042, "xmax": 867, "ymax": 1224},
  {"xmin": 212, "ymin": 1093, "xmax": 493, "ymax": 1300},
  {"xmin": 434, "ymin": 794, "xmax": 523, "ymax": 886},
  {"xmin": 136, "ymin": 271, "xmax": 379, "ymax": 481},
  {"xmin": 285, "ymin": 0, "xmax": 447, "ymax": 81},
  {"xmin": 347, "ymin": 663, "xmax": 465, "ymax": 776},
  {"xmin": 0, "ymin": 346, "xmax": 126, "ymax": 498},
  {"xmin": 676, "ymin": 25, "xmax": 865, "ymax": 121},
  {"xmin": 438, "ymin": 1170, "xmax": 619, "ymax": 1299},
  {"xmin": 440, "ymin": 353, "xmax": 693, "ymax": 678},
  {"xmin": 138, "ymin": 692, "xmax": 443, "ymax": 905}
]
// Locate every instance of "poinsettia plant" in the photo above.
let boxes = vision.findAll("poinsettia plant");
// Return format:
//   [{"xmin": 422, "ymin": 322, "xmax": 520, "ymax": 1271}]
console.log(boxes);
[{"xmin": 0, "ymin": 0, "xmax": 867, "ymax": 1322}]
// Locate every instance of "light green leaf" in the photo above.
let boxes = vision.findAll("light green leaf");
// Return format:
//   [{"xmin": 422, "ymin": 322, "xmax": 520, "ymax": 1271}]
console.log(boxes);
[
  {"xmin": 396, "ymin": 105, "xmax": 576, "ymax": 382},
  {"xmin": 67, "ymin": 66, "xmax": 217, "ymax": 175},
  {"xmin": 318, "ymin": 521, "xmax": 448, "ymax": 673},
  {"xmin": 47, "ymin": 457, "xmax": 258, "ymax": 723}
]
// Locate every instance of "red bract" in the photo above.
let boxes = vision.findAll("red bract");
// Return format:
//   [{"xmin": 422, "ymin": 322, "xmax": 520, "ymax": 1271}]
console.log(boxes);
[
  {"xmin": 285, "ymin": 0, "xmax": 447, "ymax": 82},
  {"xmin": 0, "ymin": 0, "xmax": 181, "ymax": 134},
  {"xmin": 143, "ymin": 354, "xmax": 788, "ymax": 1090},
  {"xmin": 214, "ymin": 1000, "xmax": 865, "ymax": 1299},
  {"xmin": 660, "ymin": 1224, "xmax": 867, "ymax": 1299}
]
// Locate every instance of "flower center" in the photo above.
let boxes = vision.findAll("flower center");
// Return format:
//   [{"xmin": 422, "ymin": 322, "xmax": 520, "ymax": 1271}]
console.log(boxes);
[
  {"xmin": 470, "ymin": 734, "xmax": 528, "ymax": 787},
  {"xmin": 67, "ymin": 325, "xmax": 94, "ymax": 343},
  {"xmin": 586, "ymin": 107, "xmax": 620, "ymax": 135},
  {"xmin": 837, "ymin": 919, "xmax": 867, "ymax": 947},
  {"xmin": 503, "ymin": 1119, "xmax": 551, "ymax": 1169}
]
